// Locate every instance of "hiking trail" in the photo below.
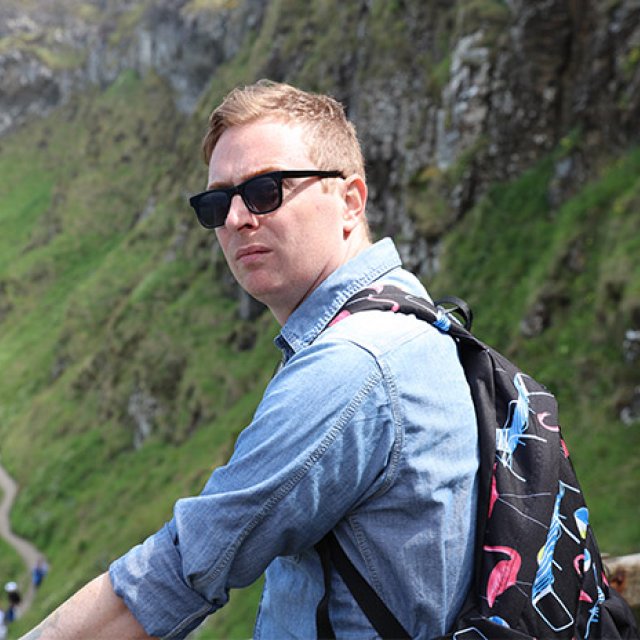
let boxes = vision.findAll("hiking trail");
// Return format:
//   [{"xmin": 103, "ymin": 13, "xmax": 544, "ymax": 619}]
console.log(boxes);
[{"xmin": 0, "ymin": 460, "xmax": 43, "ymax": 615}]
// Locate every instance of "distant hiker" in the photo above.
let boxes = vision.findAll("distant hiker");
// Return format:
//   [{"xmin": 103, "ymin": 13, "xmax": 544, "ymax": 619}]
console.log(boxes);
[
  {"xmin": 4, "ymin": 582, "xmax": 21, "ymax": 624},
  {"xmin": 32, "ymin": 558, "xmax": 49, "ymax": 589},
  {"xmin": 21, "ymin": 79, "xmax": 480, "ymax": 639}
]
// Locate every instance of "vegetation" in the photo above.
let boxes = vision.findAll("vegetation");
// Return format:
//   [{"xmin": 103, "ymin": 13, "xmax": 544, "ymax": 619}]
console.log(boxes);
[
  {"xmin": 0, "ymin": 69, "xmax": 272, "ymax": 637},
  {"xmin": 0, "ymin": 2, "xmax": 638, "ymax": 638},
  {"xmin": 0, "ymin": 536, "xmax": 26, "ymax": 596},
  {"xmin": 431, "ymin": 146, "xmax": 640, "ymax": 552}
]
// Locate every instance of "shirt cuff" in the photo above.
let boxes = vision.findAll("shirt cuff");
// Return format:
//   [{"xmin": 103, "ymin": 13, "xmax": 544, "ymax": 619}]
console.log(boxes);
[{"xmin": 109, "ymin": 522, "xmax": 220, "ymax": 639}]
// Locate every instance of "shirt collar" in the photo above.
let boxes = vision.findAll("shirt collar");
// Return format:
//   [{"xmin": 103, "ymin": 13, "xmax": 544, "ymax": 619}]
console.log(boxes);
[{"xmin": 275, "ymin": 237, "xmax": 402, "ymax": 358}]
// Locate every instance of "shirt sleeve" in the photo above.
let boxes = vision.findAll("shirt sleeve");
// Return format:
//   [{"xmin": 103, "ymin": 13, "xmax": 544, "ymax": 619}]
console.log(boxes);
[{"xmin": 109, "ymin": 336, "xmax": 398, "ymax": 639}]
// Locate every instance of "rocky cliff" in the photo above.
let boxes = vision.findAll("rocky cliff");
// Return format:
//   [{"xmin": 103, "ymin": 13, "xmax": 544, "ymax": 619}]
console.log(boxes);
[
  {"xmin": 3, "ymin": 1, "xmax": 640, "ymax": 273},
  {"xmin": 0, "ymin": 0, "xmax": 266, "ymax": 130}
]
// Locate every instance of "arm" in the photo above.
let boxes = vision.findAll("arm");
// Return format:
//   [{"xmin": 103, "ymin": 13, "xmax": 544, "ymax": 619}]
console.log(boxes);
[
  {"xmin": 109, "ymin": 338, "xmax": 395, "ymax": 636},
  {"xmin": 20, "ymin": 572, "xmax": 155, "ymax": 640}
]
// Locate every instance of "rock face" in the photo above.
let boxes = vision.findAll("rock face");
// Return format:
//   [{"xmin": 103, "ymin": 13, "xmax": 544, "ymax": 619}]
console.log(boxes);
[
  {"xmin": 488, "ymin": 0, "xmax": 640, "ymax": 172},
  {"xmin": 0, "ymin": 49, "xmax": 58, "ymax": 136},
  {"xmin": 0, "ymin": 0, "xmax": 269, "ymax": 132},
  {"xmin": 2, "ymin": 0, "xmax": 640, "ymax": 274}
]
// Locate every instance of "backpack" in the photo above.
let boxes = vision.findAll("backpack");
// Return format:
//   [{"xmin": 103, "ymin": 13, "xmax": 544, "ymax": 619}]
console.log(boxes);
[{"xmin": 315, "ymin": 284, "xmax": 639, "ymax": 640}]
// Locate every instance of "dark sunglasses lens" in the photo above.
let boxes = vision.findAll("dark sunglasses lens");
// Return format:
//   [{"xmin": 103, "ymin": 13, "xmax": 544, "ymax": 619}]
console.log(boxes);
[
  {"xmin": 243, "ymin": 175, "xmax": 281, "ymax": 214},
  {"xmin": 194, "ymin": 192, "xmax": 229, "ymax": 228}
]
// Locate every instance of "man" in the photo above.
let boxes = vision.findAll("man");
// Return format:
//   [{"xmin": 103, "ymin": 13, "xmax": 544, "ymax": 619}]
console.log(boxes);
[
  {"xmin": 22, "ymin": 80, "xmax": 478, "ymax": 639},
  {"xmin": 4, "ymin": 583, "xmax": 21, "ymax": 625}
]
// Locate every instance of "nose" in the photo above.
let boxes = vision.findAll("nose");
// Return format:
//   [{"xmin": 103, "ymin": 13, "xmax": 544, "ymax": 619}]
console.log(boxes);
[{"xmin": 225, "ymin": 192, "xmax": 259, "ymax": 231}]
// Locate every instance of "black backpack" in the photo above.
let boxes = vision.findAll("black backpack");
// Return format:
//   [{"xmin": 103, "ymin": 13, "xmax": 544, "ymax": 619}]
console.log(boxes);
[{"xmin": 315, "ymin": 284, "xmax": 639, "ymax": 640}]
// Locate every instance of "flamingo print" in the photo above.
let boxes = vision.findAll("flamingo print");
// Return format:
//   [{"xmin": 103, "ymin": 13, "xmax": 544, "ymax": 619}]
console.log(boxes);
[{"xmin": 484, "ymin": 545, "xmax": 522, "ymax": 608}]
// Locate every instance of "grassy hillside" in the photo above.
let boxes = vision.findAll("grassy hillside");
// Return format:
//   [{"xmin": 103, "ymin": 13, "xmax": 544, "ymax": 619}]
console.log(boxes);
[
  {"xmin": 0, "ymin": 70, "xmax": 273, "ymax": 637},
  {"xmin": 431, "ymin": 143, "xmax": 640, "ymax": 552},
  {"xmin": 0, "ymin": 12, "xmax": 639, "ymax": 640}
]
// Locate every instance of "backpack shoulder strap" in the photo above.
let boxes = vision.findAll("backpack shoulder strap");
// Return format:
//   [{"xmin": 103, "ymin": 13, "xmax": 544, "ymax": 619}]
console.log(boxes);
[
  {"xmin": 315, "ymin": 532, "xmax": 411, "ymax": 639},
  {"xmin": 316, "ymin": 284, "xmax": 485, "ymax": 639},
  {"xmin": 334, "ymin": 285, "xmax": 473, "ymax": 336},
  {"xmin": 333, "ymin": 284, "xmax": 496, "ymax": 578}
]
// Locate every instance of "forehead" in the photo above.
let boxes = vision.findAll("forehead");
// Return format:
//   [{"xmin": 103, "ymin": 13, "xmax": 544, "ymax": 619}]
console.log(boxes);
[{"xmin": 208, "ymin": 119, "xmax": 313, "ymax": 186}]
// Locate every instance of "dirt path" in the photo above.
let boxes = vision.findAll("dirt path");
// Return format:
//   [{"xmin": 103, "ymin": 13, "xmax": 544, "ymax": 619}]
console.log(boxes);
[{"xmin": 0, "ymin": 461, "xmax": 43, "ymax": 615}]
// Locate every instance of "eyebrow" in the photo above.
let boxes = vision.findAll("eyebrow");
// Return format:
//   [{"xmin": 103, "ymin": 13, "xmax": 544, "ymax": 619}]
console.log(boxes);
[{"xmin": 207, "ymin": 166, "xmax": 281, "ymax": 190}]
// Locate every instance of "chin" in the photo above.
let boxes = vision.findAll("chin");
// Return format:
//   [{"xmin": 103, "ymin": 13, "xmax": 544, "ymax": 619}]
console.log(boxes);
[{"xmin": 242, "ymin": 281, "xmax": 280, "ymax": 305}]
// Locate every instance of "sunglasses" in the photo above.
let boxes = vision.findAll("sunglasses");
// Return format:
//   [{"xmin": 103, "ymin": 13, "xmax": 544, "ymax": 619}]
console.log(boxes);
[{"xmin": 189, "ymin": 169, "xmax": 344, "ymax": 229}]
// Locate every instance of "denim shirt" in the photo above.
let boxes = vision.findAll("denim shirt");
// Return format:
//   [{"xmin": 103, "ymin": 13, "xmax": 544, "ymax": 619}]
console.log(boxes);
[{"xmin": 110, "ymin": 238, "xmax": 479, "ymax": 639}]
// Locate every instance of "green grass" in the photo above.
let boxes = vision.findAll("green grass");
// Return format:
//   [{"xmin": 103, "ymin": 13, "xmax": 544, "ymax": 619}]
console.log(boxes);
[
  {"xmin": 0, "ymin": 67, "xmax": 276, "ymax": 638},
  {"xmin": 0, "ymin": 535, "xmax": 28, "ymax": 596}
]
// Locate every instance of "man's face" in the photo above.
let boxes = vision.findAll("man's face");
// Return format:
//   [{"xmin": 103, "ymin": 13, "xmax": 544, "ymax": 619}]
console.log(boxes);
[{"xmin": 209, "ymin": 119, "xmax": 351, "ymax": 324}]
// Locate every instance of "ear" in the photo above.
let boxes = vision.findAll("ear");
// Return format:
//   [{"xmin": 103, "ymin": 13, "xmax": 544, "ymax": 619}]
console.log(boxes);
[{"xmin": 341, "ymin": 175, "xmax": 368, "ymax": 235}]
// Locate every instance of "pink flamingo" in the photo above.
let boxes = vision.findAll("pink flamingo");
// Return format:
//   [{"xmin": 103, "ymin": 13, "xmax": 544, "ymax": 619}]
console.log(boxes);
[{"xmin": 484, "ymin": 545, "xmax": 522, "ymax": 608}]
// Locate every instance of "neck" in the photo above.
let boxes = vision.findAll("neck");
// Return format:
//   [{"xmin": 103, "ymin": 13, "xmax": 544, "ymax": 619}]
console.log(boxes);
[{"xmin": 271, "ymin": 234, "xmax": 372, "ymax": 325}]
